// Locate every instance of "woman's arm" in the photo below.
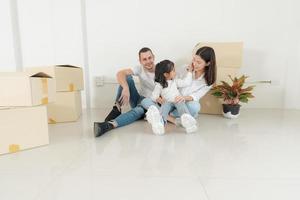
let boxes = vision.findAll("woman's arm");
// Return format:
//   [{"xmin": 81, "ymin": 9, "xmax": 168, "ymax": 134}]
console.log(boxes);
[{"xmin": 189, "ymin": 85, "xmax": 212, "ymax": 102}]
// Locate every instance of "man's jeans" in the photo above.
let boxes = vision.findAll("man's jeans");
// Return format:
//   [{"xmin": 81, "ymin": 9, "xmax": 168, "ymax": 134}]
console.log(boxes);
[{"xmin": 113, "ymin": 76, "xmax": 145, "ymax": 128}]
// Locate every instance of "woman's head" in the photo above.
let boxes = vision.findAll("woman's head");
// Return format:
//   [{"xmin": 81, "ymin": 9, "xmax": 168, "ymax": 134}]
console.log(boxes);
[
  {"xmin": 193, "ymin": 46, "xmax": 216, "ymax": 86},
  {"xmin": 155, "ymin": 60, "xmax": 175, "ymax": 88}
]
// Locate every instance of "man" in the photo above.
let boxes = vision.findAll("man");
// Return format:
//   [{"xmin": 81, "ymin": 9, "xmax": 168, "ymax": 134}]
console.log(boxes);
[{"xmin": 94, "ymin": 47, "xmax": 160, "ymax": 137}]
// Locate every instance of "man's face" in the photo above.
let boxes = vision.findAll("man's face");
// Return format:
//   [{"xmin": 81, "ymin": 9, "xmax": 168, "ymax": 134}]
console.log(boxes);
[{"xmin": 139, "ymin": 51, "xmax": 155, "ymax": 71}]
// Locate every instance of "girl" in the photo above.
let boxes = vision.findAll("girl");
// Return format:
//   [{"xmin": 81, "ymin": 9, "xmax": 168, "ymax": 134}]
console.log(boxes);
[{"xmin": 143, "ymin": 60, "xmax": 197, "ymax": 135}]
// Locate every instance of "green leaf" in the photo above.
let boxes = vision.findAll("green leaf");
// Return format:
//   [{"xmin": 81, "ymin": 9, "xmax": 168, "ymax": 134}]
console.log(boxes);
[
  {"xmin": 239, "ymin": 97, "xmax": 249, "ymax": 103},
  {"xmin": 228, "ymin": 91, "xmax": 237, "ymax": 98},
  {"xmin": 212, "ymin": 91, "xmax": 223, "ymax": 97}
]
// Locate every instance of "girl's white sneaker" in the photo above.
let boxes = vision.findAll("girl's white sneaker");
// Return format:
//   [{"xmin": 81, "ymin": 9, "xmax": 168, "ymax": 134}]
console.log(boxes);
[
  {"xmin": 146, "ymin": 106, "xmax": 165, "ymax": 135},
  {"xmin": 181, "ymin": 114, "xmax": 198, "ymax": 133}
]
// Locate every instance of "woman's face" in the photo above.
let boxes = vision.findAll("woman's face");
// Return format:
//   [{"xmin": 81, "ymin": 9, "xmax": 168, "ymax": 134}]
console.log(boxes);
[{"xmin": 192, "ymin": 55, "xmax": 207, "ymax": 72}]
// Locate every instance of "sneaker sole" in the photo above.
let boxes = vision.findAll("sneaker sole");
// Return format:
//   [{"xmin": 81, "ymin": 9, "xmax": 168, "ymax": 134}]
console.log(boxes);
[
  {"xmin": 181, "ymin": 114, "xmax": 198, "ymax": 134},
  {"xmin": 146, "ymin": 106, "xmax": 159, "ymax": 124},
  {"xmin": 146, "ymin": 106, "xmax": 165, "ymax": 135}
]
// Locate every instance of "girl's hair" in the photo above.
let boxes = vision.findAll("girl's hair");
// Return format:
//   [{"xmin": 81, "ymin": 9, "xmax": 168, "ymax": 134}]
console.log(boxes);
[
  {"xmin": 155, "ymin": 60, "xmax": 174, "ymax": 88},
  {"xmin": 195, "ymin": 46, "xmax": 216, "ymax": 86}
]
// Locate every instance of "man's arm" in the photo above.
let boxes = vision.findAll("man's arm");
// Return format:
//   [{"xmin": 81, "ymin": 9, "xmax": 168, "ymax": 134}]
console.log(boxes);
[
  {"xmin": 116, "ymin": 68, "xmax": 134, "ymax": 90},
  {"xmin": 116, "ymin": 68, "xmax": 134, "ymax": 106}
]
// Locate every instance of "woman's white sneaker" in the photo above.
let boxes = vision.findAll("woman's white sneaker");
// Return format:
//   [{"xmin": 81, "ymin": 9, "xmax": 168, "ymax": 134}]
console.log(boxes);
[
  {"xmin": 181, "ymin": 114, "xmax": 197, "ymax": 133},
  {"xmin": 146, "ymin": 106, "xmax": 165, "ymax": 135}
]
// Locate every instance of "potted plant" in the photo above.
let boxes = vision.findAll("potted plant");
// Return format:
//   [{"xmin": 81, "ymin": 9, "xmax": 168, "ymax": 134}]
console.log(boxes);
[{"xmin": 211, "ymin": 75, "xmax": 255, "ymax": 119}]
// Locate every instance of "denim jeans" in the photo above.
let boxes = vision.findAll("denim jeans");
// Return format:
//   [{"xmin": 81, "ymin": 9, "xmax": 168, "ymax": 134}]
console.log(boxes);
[
  {"xmin": 141, "ymin": 98, "xmax": 201, "ymax": 119},
  {"xmin": 113, "ymin": 76, "xmax": 145, "ymax": 128},
  {"xmin": 170, "ymin": 101, "xmax": 201, "ymax": 118},
  {"xmin": 160, "ymin": 102, "xmax": 190, "ymax": 123}
]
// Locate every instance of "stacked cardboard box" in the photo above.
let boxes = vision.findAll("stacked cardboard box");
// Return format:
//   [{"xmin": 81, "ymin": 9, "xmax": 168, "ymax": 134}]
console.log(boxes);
[
  {"xmin": 193, "ymin": 42, "xmax": 243, "ymax": 114},
  {"xmin": 25, "ymin": 65, "xmax": 84, "ymax": 123},
  {"xmin": 0, "ymin": 72, "xmax": 55, "ymax": 155}
]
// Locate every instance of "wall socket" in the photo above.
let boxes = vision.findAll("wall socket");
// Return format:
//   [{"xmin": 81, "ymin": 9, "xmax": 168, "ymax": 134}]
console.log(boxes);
[{"xmin": 95, "ymin": 76, "xmax": 104, "ymax": 87}]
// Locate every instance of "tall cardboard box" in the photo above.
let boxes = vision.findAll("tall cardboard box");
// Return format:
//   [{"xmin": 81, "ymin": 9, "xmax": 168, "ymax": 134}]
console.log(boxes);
[
  {"xmin": 0, "ymin": 106, "xmax": 49, "ymax": 155},
  {"xmin": 0, "ymin": 72, "xmax": 55, "ymax": 107},
  {"xmin": 48, "ymin": 91, "xmax": 82, "ymax": 123},
  {"xmin": 25, "ymin": 65, "xmax": 84, "ymax": 92},
  {"xmin": 193, "ymin": 42, "xmax": 243, "ymax": 114}
]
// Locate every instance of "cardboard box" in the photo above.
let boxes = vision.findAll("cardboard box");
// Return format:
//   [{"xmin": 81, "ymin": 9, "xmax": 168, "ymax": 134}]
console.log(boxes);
[
  {"xmin": 194, "ymin": 42, "xmax": 243, "ymax": 114},
  {"xmin": 200, "ymin": 68, "xmax": 239, "ymax": 114},
  {"xmin": 25, "ymin": 65, "xmax": 84, "ymax": 92},
  {"xmin": 0, "ymin": 106, "xmax": 49, "ymax": 155},
  {"xmin": 48, "ymin": 91, "xmax": 82, "ymax": 123},
  {"xmin": 194, "ymin": 42, "xmax": 243, "ymax": 68},
  {"xmin": 0, "ymin": 72, "xmax": 55, "ymax": 107}
]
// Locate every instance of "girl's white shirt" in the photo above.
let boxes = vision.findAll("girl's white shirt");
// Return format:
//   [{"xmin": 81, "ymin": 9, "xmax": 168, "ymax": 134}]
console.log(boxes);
[{"xmin": 151, "ymin": 72, "xmax": 192, "ymax": 103}]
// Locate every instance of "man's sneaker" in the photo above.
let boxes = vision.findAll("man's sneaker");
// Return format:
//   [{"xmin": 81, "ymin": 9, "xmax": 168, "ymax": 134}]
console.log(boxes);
[
  {"xmin": 104, "ymin": 106, "xmax": 121, "ymax": 122},
  {"xmin": 94, "ymin": 122, "xmax": 114, "ymax": 137},
  {"xmin": 181, "ymin": 114, "xmax": 198, "ymax": 133},
  {"xmin": 146, "ymin": 105, "xmax": 165, "ymax": 135}
]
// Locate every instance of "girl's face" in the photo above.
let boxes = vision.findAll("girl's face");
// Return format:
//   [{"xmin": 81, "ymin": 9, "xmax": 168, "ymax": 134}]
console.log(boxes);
[
  {"xmin": 164, "ymin": 68, "xmax": 176, "ymax": 80},
  {"xmin": 192, "ymin": 55, "xmax": 209, "ymax": 72}
]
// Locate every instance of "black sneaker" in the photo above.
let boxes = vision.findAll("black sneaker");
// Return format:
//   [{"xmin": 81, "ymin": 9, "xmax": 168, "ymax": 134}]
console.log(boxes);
[
  {"xmin": 94, "ymin": 122, "xmax": 114, "ymax": 137},
  {"xmin": 104, "ymin": 106, "xmax": 121, "ymax": 122}
]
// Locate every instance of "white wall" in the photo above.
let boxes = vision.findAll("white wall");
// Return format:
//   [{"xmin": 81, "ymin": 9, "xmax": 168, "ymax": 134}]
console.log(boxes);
[
  {"xmin": 17, "ymin": 0, "xmax": 54, "ymax": 67},
  {"xmin": 283, "ymin": 0, "xmax": 300, "ymax": 110},
  {"xmin": 1, "ymin": 0, "xmax": 299, "ymax": 110},
  {"xmin": 0, "ymin": 0, "xmax": 16, "ymax": 72},
  {"xmin": 17, "ymin": 0, "xmax": 87, "ymax": 107},
  {"xmin": 86, "ymin": 0, "xmax": 300, "ymax": 109}
]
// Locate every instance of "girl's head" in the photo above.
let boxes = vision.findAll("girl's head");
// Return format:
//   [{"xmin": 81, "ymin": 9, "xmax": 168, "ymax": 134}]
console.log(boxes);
[
  {"xmin": 193, "ymin": 46, "xmax": 216, "ymax": 86},
  {"xmin": 155, "ymin": 60, "xmax": 175, "ymax": 88}
]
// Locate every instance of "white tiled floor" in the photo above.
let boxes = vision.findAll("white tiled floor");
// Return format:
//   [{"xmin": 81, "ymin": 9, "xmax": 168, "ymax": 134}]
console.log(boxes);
[{"xmin": 1, "ymin": 108, "xmax": 300, "ymax": 200}]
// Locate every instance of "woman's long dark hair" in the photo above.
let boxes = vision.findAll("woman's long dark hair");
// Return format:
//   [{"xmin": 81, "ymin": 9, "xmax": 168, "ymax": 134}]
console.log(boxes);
[
  {"xmin": 195, "ymin": 46, "xmax": 216, "ymax": 86},
  {"xmin": 154, "ymin": 60, "xmax": 174, "ymax": 88}
]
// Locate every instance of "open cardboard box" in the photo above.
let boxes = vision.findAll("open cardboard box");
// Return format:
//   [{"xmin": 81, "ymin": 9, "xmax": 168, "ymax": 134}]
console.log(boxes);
[
  {"xmin": 25, "ymin": 65, "xmax": 84, "ymax": 92},
  {"xmin": 0, "ymin": 72, "xmax": 55, "ymax": 107}
]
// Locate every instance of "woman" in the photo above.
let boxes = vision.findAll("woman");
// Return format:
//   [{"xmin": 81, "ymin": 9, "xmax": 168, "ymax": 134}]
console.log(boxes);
[{"xmin": 168, "ymin": 46, "xmax": 216, "ymax": 125}]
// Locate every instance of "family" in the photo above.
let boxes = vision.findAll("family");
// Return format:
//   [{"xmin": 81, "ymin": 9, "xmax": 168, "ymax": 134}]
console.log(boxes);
[{"xmin": 94, "ymin": 46, "xmax": 216, "ymax": 137}]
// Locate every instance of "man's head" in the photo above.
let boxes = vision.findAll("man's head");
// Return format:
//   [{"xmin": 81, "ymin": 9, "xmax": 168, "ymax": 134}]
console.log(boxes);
[{"xmin": 138, "ymin": 47, "xmax": 155, "ymax": 72}]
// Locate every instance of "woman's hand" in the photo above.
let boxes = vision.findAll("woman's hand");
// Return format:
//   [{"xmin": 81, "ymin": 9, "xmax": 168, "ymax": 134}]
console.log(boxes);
[
  {"xmin": 156, "ymin": 97, "xmax": 166, "ymax": 105},
  {"xmin": 174, "ymin": 96, "xmax": 185, "ymax": 103}
]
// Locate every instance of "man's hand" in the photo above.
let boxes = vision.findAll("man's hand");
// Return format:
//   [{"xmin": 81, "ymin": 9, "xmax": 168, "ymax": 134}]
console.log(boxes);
[
  {"xmin": 119, "ymin": 88, "xmax": 130, "ymax": 106},
  {"xmin": 174, "ymin": 96, "xmax": 185, "ymax": 103},
  {"xmin": 156, "ymin": 97, "xmax": 166, "ymax": 105}
]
